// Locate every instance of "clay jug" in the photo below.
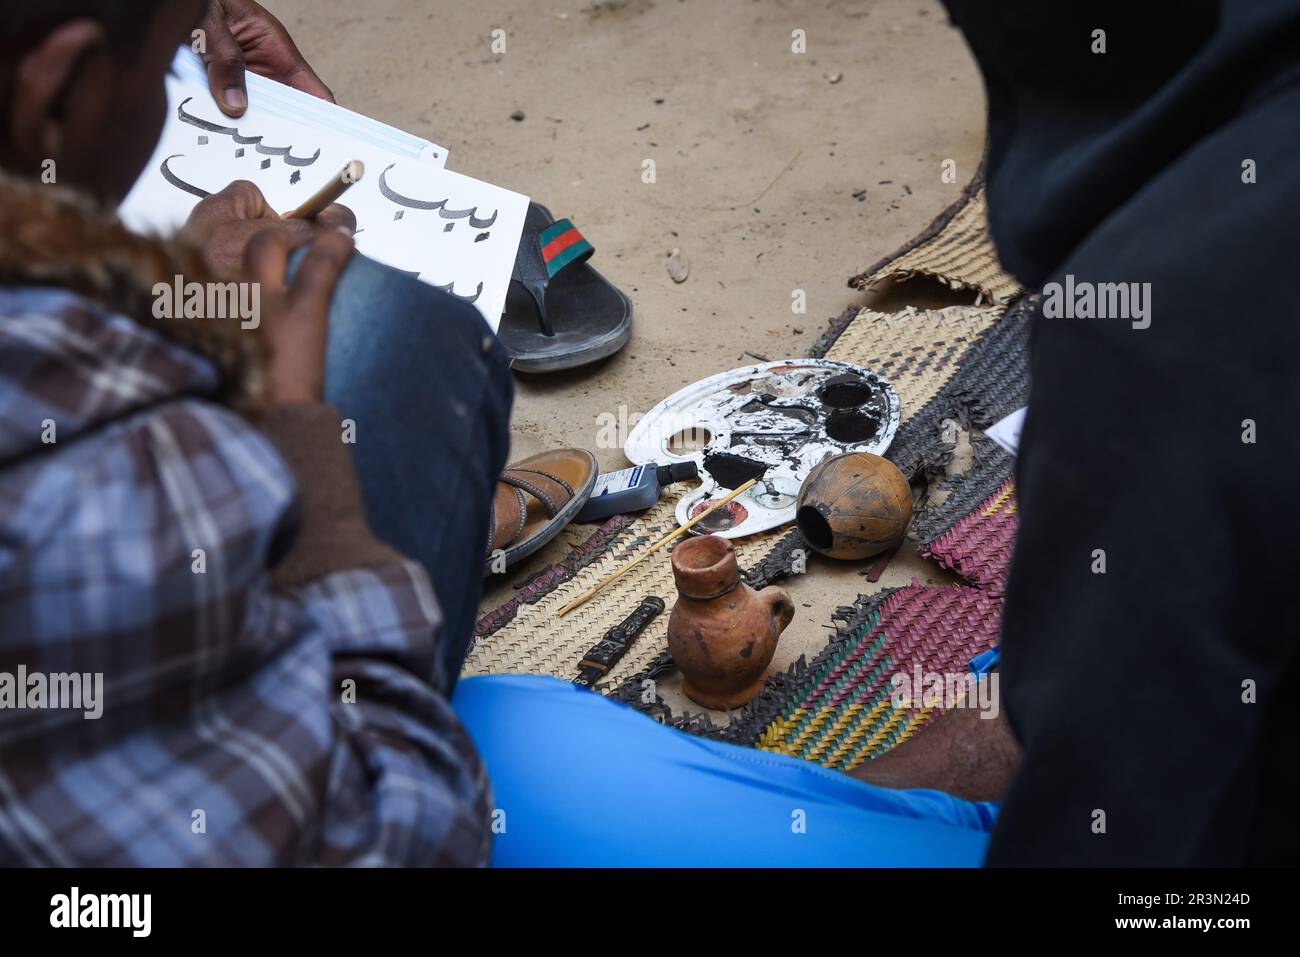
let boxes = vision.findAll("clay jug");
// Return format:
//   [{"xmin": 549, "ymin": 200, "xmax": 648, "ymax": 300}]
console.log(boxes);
[{"xmin": 667, "ymin": 534, "xmax": 794, "ymax": 710}]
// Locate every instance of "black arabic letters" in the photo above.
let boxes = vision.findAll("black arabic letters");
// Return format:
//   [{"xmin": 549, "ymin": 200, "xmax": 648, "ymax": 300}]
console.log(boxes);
[
  {"xmin": 160, "ymin": 155, "xmax": 211, "ymax": 198},
  {"xmin": 433, "ymin": 281, "xmax": 484, "ymax": 304},
  {"xmin": 377, "ymin": 163, "xmax": 445, "ymax": 210},
  {"xmin": 177, "ymin": 97, "xmax": 320, "ymax": 167},
  {"xmin": 378, "ymin": 164, "xmax": 499, "ymax": 235},
  {"xmin": 438, "ymin": 205, "xmax": 499, "ymax": 230},
  {"xmin": 255, "ymin": 141, "xmax": 322, "ymax": 167},
  {"xmin": 397, "ymin": 272, "xmax": 485, "ymax": 304}
]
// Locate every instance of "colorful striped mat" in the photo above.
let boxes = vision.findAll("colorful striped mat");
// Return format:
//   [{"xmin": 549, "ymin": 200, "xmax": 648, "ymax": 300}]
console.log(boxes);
[
  {"xmin": 921, "ymin": 474, "xmax": 1017, "ymax": 595},
  {"xmin": 734, "ymin": 583, "xmax": 1002, "ymax": 770}
]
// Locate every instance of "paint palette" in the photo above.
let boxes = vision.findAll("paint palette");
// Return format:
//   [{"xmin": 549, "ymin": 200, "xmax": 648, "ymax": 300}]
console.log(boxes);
[{"xmin": 624, "ymin": 359, "xmax": 901, "ymax": 538}]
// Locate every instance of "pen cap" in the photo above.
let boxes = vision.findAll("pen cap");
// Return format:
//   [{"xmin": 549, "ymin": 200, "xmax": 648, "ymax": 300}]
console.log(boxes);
[{"xmin": 656, "ymin": 461, "xmax": 700, "ymax": 486}]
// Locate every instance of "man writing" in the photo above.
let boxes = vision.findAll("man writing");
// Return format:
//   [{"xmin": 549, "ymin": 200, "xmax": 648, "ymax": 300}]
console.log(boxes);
[{"xmin": 0, "ymin": 0, "xmax": 505, "ymax": 865}]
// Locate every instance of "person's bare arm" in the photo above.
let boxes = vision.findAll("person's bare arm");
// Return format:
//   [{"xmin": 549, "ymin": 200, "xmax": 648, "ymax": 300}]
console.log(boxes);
[{"xmin": 852, "ymin": 675, "xmax": 1021, "ymax": 802}]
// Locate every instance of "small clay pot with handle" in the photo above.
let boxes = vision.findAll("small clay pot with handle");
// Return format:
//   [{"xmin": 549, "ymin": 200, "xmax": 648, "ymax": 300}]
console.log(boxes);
[{"xmin": 667, "ymin": 534, "xmax": 794, "ymax": 710}]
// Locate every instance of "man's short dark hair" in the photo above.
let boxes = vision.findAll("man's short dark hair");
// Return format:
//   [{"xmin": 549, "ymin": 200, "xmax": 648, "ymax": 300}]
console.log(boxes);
[{"xmin": 0, "ymin": 1, "xmax": 170, "ymax": 54}]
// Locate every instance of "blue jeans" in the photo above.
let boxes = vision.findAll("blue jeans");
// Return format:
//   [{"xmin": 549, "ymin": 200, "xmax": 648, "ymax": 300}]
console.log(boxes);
[{"xmin": 308, "ymin": 252, "xmax": 514, "ymax": 681}]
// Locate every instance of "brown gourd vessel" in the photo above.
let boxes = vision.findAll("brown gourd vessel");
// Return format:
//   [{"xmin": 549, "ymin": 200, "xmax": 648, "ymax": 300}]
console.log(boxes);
[{"xmin": 666, "ymin": 534, "xmax": 793, "ymax": 710}]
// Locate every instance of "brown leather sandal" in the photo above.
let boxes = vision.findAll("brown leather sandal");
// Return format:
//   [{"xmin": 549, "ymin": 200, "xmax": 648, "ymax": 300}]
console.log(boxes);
[{"xmin": 485, "ymin": 448, "xmax": 599, "ymax": 574}]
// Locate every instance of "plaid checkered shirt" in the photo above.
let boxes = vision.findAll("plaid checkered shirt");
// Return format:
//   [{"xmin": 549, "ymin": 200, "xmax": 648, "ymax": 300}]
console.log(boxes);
[{"xmin": 0, "ymin": 286, "xmax": 491, "ymax": 866}]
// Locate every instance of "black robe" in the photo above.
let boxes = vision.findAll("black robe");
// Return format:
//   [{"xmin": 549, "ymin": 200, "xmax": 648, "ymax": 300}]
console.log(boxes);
[{"xmin": 941, "ymin": 0, "xmax": 1300, "ymax": 864}]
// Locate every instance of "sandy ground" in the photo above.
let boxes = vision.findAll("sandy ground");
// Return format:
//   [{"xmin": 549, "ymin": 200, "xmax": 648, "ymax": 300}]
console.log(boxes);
[{"xmin": 278, "ymin": 0, "xmax": 987, "ymax": 715}]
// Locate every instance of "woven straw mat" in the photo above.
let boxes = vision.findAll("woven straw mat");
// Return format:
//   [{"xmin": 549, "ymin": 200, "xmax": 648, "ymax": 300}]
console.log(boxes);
[{"xmin": 467, "ymin": 187, "xmax": 1013, "ymax": 690}]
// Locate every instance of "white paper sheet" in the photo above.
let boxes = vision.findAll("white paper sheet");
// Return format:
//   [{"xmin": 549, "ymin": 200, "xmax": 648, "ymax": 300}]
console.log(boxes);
[
  {"xmin": 120, "ymin": 50, "xmax": 528, "ymax": 329},
  {"xmin": 985, "ymin": 406, "xmax": 1027, "ymax": 456}
]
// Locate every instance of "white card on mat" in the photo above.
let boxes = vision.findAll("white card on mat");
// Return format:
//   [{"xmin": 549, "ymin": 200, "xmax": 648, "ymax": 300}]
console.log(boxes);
[
  {"xmin": 120, "ymin": 49, "xmax": 528, "ymax": 330},
  {"xmin": 985, "ymin": 406, "xmax": 1027, "ymax": 456}
]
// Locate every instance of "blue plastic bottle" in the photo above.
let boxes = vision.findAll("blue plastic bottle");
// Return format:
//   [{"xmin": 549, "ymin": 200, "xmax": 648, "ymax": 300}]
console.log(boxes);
[{"xmin": 577, "ymin": 461, "xmax": 699, "ymax": 522}]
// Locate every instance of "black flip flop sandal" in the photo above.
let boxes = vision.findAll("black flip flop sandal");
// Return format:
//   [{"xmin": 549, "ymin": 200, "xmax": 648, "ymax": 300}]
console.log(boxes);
[{"xmin": 499, "ymin": 202, "xmax": 633, "ymax": 373}]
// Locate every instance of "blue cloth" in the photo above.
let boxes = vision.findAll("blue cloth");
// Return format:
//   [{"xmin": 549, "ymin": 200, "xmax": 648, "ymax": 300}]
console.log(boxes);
[
  {"xmin": 968, "ymin": 646, "xmax": 1001, "ymax": 675},
  {"xmin": 305, "ymin": 252, "xmax": 515, "ymax": 680},
  {"xmin": 454, "ymin": 675, "xmax": 998, "ymax": 867}
]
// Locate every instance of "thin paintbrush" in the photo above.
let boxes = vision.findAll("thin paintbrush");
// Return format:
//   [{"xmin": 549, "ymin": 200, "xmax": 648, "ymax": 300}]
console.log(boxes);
[
  {"xmin": 557, "ymin": 479, "xmax": 758, "ymax": 617},
  {"xmin": 283, "ymin": 160, "xmax": 364, "ymax": 220}
]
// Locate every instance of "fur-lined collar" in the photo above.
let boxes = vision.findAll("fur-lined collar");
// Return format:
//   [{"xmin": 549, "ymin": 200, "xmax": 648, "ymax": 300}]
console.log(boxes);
[{"xmin": 0, "ymin": 172, "xmax": 266, "ymax": 416}]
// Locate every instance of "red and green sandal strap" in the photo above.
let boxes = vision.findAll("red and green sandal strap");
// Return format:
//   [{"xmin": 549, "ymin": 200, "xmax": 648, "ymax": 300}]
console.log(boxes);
[{"xmin": 538, "ymin": 219, "xmax": 595, "ymax": 279}]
